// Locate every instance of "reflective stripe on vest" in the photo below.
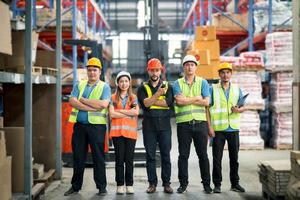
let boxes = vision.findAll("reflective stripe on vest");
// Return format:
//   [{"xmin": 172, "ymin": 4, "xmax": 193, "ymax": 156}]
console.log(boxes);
[
  {"xmin": 210, "ymin": 83, "xmax": 241, "ymax": 131},
  {"xmin": 144, "ymin": 81, "xmax": 169, "ymax": 110},
  {"xmin": 109, "ymin": 94, "xmax": 138, "ymax": 140},
  {"xmin": 174, "ymin": 77, "xmax": 206, "ymax": 123},
  {"xmin": 69, "ymin": 80, "xmax": 107, "ymax": 124}
]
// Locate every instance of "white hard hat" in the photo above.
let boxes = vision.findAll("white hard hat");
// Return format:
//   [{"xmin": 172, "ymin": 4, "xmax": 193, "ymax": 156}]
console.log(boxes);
[
  {"xmin": 115, "ymin": 71, "xmax": 131, "ymax": 86},
  {"xmin": 182, "ymin": 55, "xmax": 198, "ymax": 66}
]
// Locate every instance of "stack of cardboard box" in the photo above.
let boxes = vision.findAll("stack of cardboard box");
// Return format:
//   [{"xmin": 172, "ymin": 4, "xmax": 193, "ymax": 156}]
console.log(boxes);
[
  {"xmin": 0, "ymin": 130, "xmax": 12, "ymax": 200},
  {"xmin": 187, "ymin": 26, "xmax": 220, "ymax": 80}
]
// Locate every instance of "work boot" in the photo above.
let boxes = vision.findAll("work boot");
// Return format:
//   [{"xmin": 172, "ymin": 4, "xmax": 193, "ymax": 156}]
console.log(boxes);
[
  {"xmin": 163, "ymin": 184, "xmax": 173, "ymax": 194},
  {"xmin": 203, "ymin": 185, "xmax": 213, "ymax": 194},
  {"xmin": 213, "ymin": 185, "xmax": 221, "ymax": 193},
  {"xmin": 146, "ymin": 185, "xmax": 156, "ymax": 193},
  {"xmin": 231, "ymin": 184, "xmax": 245, "ymax": 193},
  {"xmin": 97, "ymin": 188, "xmax": 107, "ymax": 196},
  {"xmin": 64, "ymin": 187, "xmax": 78, "ymax": 196},
  {"xmin": 177, "ymin": 185, "xmax": 187, "ymax": 193}
]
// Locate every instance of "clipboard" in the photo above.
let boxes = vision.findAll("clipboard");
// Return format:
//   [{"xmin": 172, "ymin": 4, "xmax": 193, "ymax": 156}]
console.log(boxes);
[{"xmin": 237, "ymin": 93, "xmax": 249, "ymax": 108}]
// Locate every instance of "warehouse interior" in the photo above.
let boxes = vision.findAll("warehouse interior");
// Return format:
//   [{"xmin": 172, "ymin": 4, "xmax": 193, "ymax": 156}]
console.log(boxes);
[{"xmin": 0, "ymin": 0, "xmax": 299, "ymax": 199}]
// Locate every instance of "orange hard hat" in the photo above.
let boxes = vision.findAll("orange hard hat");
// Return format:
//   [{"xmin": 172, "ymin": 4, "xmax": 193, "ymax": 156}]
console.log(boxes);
[{"xmin": 147, "ymin": 58, "xmax": 163, "ymax": 71}]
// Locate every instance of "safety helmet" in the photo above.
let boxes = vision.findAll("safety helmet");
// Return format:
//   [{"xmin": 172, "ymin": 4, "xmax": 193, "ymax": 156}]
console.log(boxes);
[
  {"xmin": 218, "ymin": 62, "xmax": 232, "ymax": 72},
  {"xmin": 182, "ymin": 55, "xmax": 198, "ymax": 66},
  {"xmin": 115, "ymin": 71, "xmax": 131, "ymax": 86},
  {"xmin": 147, "ymin": 58, "xmax": 163, "ymax": 71},
  {"xmin": 87, "ymin": 57, "xmax": 102, "ymax": 69}
]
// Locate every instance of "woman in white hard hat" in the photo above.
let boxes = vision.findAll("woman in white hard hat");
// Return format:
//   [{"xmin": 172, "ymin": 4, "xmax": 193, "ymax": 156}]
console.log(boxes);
[{"xmin": 109, "ymin": 71, "xmax": 139, "ymax": 195}]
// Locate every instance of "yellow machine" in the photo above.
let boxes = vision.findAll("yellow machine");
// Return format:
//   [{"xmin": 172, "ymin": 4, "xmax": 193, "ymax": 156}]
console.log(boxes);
[{"xmin": 186, "ymin": 26, "xmax": 220, "ymax": 80}]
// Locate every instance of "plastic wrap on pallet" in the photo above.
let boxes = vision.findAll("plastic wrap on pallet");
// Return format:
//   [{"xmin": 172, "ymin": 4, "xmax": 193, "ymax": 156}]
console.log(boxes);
[
  {"xmin": 231, "ymin": 71, "xmax": 265, "ymax": 110},
  {"xmin": 240, "ymin": 111, "xmax": 260, "ymax": 136},
  {"xmin": 220, "ymin": 56, "xmax": 245, "ymax": 67},
  {"xmin": 240, "ymin": 52, "xmax": 264, "ymax": 68},
  {"xmin": 265, "ymin": 32, "xmax": 293, "ymax": 71},
  {"xmin": 254, "ymin": 0, "xmax": 292, "ymax": 34},
  {"xmin": 239, "ymin": 111, "xmax": 264, "ymax": 149},
  {"xmin": 271, "ymin": 112, "xmax": 292, "ymax": 148},
  {"xmin": 270, "ymin": 72, "xmax": 293, "ymax": 112}
]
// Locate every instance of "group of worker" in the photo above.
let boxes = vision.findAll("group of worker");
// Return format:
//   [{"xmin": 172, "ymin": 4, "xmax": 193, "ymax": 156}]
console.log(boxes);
[{"xmin": 64, "ymin": 55, "xmax": 246, "ymax": 196}]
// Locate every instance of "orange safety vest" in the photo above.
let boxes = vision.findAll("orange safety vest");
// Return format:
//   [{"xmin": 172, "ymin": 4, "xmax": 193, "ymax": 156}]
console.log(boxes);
[{"xmin": 109, "ymin": 94, "xmax": 138, "ymax": 140}]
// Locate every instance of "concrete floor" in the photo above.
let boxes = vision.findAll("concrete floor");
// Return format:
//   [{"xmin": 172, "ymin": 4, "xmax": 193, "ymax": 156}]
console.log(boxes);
[{"xmin": 44, "ymin": 119, "xmax": 290, "ymax": 200}]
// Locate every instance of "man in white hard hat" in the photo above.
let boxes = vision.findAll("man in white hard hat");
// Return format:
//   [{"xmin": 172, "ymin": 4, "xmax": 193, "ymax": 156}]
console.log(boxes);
[{"xmin": 173, "ymin": 55, "xmax": 213, "ymax": 194}]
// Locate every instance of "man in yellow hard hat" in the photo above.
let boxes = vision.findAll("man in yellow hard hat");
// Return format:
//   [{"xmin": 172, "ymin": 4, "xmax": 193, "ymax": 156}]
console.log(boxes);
[
  {"xmin": 64, "ymin": 57, "xmax": 111, "ymax": 196},
  {"xmin": 208, "ymin": 62, "xmax": 246, "ymax": 194}
]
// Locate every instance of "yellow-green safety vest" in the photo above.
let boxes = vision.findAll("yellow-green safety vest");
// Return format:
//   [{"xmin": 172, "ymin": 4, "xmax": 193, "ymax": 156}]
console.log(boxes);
[
  {"xmin": 210, "ymin": 83, "xmax": 240, "ymax": 131},
  {"xmin": 144, "ymin": 81, "xmax": 169, "ymax": 110},
  {"xmin": 69, "ymin": 80, "xmax": 108, "ymax": 124},
  {"xmin": 174, "ymin": 77, "xmax": 206, "ymax": 123}
]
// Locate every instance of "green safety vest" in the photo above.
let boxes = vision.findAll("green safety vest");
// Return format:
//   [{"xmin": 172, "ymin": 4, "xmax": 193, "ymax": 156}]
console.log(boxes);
[
  {"xmin": 144, "ymin": 81, "xmax": 169, "ymax": 110},
  {"xmin": 174, "ymin": 77, "xmax": 206, "ymax": 123},
  {"xmin": 210, "ymin": 83, "xmax": 240, "ymax": 131},
  {"xmin": 69, "ymin": 80, "xmax": 107, "ymax": 124}
]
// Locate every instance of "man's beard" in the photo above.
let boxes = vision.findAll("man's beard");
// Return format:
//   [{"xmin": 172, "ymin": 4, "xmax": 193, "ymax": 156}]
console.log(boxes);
[{"xmin": 150, "ymin": 76, "xmax": 159, "ymax": 82}]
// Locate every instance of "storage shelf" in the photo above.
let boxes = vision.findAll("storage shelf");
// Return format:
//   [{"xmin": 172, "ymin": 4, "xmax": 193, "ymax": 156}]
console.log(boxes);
[{"xmin": 0, "ymin": 71, "xmax": 56, "ymax": 84}]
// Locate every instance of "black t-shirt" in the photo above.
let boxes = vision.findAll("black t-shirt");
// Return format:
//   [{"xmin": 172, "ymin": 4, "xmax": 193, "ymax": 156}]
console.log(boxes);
[{"xmin": 137, "ymin": 80, "xmax": 174, "ymax": 131}]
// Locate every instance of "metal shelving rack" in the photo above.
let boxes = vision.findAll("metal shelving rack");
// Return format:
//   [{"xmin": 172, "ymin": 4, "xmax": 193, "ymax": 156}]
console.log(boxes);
[
  {"xmin": 181, "ymin": 0, "xmax": 292, "ymax": 54},
  {"xmin": 1, "ymin": 0, "xmax": 110, "ymax": 199}
]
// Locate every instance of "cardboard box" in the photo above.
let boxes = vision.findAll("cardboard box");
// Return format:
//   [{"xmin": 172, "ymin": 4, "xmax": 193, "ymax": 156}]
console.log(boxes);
[
  {"xmin": 196, "ymin": 60, "xmax": 220, "ymax": 80},
  {"xmin": 5, "ymin": 31, "xmax": 39, "ymax": 68},
  {"xmin": 193, "ymin": 40, "xmax": 220, "ymax": 60},
  {"xmin": 0, "ymin": 131, "xmax": 6, "ymax": 162},
  {"xmin": 35, "ymin": 50, "xmax": 56, "ymax": 69},
  {"xmin": 195, "ymin": 26, "xmax": 216, "ymax": 41},
  {"xmin": 2, "ymin": 127, "xmax": 25, "ymax": 193},
  {"xmin": 0, "ymin": 156, "xmax": 12, "ymax": 200},
  {"xmin": 0, "ymin": 1, "xmax": 12, "ymax": 55},
  {"xmin": 212, "ymin": 13, "xmax": 248, "ymax": 31},
  {"xmin": 187, "ymin": 49, "xmax": 211, "ymax": 65}
]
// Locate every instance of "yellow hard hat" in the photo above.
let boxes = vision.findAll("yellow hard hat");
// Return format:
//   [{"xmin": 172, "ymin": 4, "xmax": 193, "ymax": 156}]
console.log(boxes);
[
  {"xmin": 87, "ymin": 57, "xmax": 102, "ymax": 69},
  {"xmin": 218, "ymin": 62, "xmax": 232, "ymax": 72}
]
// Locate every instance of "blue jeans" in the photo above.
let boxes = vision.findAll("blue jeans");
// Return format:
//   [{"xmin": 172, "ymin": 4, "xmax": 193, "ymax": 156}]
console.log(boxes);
[
  {"xmin": 177, "ymin": 121, "xmax": 211, "ymax": 187},
  {"xmin": 143, "ymin": 129, "xmax": 172, "ymax": 186},
  {"xmin": 71, "ymin": 123, "xmax": 107, "ymax": 191}
]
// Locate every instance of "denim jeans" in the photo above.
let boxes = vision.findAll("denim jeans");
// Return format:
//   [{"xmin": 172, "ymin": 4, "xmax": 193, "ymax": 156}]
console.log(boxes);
[
  {"xmin": 143, "ymin": 129, "xmax": 172, "ymax": 186},
  {"xmin": 177, "ymin": 121, "xmax": 211, "ymax": 187},
  {"xmin": 212, "ymin": 131, "xmax": 240, "ymax": 187},
  {"xmin": 71, "ymin": 123, "xmax": 107, "ymax": 191},
  {"xmin": 112, "ymin": 136, "xmax": 136, "ymax": 186}
]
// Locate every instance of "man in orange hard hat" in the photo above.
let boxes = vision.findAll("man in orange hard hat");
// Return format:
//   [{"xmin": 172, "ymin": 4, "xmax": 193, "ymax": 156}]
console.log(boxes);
[
  {"xmin": 64, "ymin": 57, "xmax": 111, "ymax": 196},
  {"xmin": 137, "ymin": 58, "xmax": 174, "ymax": 194}
]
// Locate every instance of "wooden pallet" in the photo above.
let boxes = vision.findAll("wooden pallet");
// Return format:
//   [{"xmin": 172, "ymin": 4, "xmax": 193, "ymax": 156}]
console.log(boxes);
[
  {"xmin": 34, "ymin": 169, "xmax": 55, "ymax": 186},
  {"xmin": 42, "ymin": 67, "xmax": 57, "ymax": 76},
  {"xmin": 276, "ymin": 144, "xmax": 292, "ymax": 150},
  {"xmin": 32, "ymin": 183, "xmax": 46, "ymax": 200},
  {"xmin": 3, "ymin": 66, "xmax": 42, "ymax": 75},
  {"xmin": 262, "ymin": 187, "xmax": 286, "ymax": 200}
]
